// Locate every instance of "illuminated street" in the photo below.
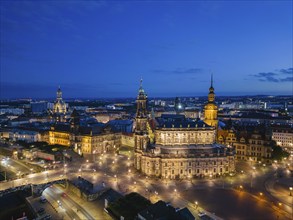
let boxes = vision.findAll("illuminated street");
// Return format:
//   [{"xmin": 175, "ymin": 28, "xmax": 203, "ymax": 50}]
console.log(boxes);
[{"xmin": 1, "ymin": 150, "xmax": 291, "ymax": 219}]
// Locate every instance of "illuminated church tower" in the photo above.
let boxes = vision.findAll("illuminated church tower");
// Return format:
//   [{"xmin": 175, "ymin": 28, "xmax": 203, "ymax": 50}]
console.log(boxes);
[
  {"xmin": 134, "ymin": 79, "xmax": 150, "ymax": 170},
  {"xmin": 134, "ymin": 79, "xmax": 149, "ymax": 151},
  {"xmin": 53, "ymin": 86, "xmax": 67, "ymax": 114},
  {"xmin": 204, "ymin": 75, "xmax": 218, "ymax": 128}
]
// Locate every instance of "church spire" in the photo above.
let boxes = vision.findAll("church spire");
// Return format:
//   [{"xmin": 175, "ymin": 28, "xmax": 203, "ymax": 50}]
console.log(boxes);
[
  {"xmin": 138, "ymin": 78, "xmax": 147, "ymax": 99},
  {"xmin": 57, "ymin": 86, "xmax": 62, "ymax": 100},
  {"xmin": 204, "ymin": 75, "xmax": 218, "ymax": 128},
  {"xmin": 140, "ymin": 78, "xmax": 143, "ymax": 89}
]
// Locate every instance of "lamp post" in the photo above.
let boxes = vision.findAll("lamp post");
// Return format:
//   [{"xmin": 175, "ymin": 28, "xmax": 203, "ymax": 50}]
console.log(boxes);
[
  {"xmin": 239, "ymin": 185, "xmax": 243, "ymax": 191},
  {"xmin": 195, "ymin": 201, "xmax": 198, "ymax": 210},
  {"xmin": 63, "ymin": 163, "xmax": 67, "ymax": 177},
  {"xmin": 289, "ymin": 187, "xmax": 292, "ymax": 196},
  {"xmin": 250, "ymin": 167, "xmax": 256, "ymax": 188},
  {"xmin": 93, "ymin": 150, "xmax": 96, "ymax": 162}
]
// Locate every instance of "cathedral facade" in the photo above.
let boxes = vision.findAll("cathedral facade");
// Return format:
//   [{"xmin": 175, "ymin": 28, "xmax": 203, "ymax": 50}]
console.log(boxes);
[{"xmin": 134, "ymin": 79, "xmax": 235, "ymax": 179}]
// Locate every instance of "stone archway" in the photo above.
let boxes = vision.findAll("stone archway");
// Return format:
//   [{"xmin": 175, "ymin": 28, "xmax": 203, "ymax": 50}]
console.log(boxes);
[{"xmin": 31, "ymin": 179, "xmax": 67, "ymax": 197}]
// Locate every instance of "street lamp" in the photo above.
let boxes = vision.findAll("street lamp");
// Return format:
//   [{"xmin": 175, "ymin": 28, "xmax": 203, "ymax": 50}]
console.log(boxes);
[
  {"xmin": 289, "ymin": 187, "xmax": 292, "ymax": 196},
  {"xmin": 195, "ymin": 201, "xmax": 198, "ymax": 210},
  {"xmin": 251, "ymin": 167, "xmax": 256, "ymax": 188},
  {"xmin": 93, "ymin": 150, "xmax": 96, "ymax": 162}
]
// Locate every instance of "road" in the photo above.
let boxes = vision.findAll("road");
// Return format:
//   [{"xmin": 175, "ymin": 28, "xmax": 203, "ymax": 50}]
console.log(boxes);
[{"xmin": 1, "ymin": 150, "xmax": 292, "ymax": 220}]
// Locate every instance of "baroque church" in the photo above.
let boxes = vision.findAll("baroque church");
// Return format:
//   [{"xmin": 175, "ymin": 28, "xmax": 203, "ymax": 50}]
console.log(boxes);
[
  {"xmin": 53, "ymin": 86, "xmax": 67, "ymax": 114},
  {"xmin": 134, "ymin": 78, "xmax": 235, "ymax": 179}
]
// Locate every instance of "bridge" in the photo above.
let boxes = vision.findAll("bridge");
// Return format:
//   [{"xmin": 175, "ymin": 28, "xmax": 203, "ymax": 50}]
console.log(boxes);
[
  {"xmin": 0, "ymin": 173, "xmax": 67, "ymax": 197},
  {"xmin": 31, "ymin": 179, "xmax": 67, "ymax": 196}
]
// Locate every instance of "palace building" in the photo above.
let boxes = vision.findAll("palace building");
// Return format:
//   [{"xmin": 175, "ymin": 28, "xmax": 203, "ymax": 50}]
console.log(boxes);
[
  {"xmin": 49, "ymin": 109, "xmax": 121, "ymax": 155},
  {"xmin": 134, "ymin": 79, "xmax": 235, "ymax": 179}
]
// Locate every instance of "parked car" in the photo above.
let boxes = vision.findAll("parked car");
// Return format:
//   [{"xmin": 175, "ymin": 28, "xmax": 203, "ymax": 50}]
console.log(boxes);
[
  {"xmin": 39, "ymin": 197, "xmax": 47, "ymax": 203},
  {"xmin": 37, "ymin": 207, "xmax": 45, "ymax": 214}
]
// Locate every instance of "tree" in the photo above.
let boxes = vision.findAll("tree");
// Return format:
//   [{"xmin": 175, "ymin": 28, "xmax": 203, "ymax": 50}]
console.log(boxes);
[{"xmin": 271, "ymin": 140, "xmax": 290, "ymax": 161}]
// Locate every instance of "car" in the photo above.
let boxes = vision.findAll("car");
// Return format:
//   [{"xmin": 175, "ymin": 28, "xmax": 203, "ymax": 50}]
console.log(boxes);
[
  {"xmin": 62, "ymin": 193, "xmax": 67, "ymax": 197},
  {"xmin": 198, "ymin": 211, "xmax": 207, "ymax": 217},
  {"xmin": 43, "ymin": 214, "xmax": 51, "ymax": 220},
  {"xmin": 37, "ymin": 207, "xmax": 45, "ymax": 214},
  {"xmin": 39, "ymin": 197, "xmax": 47, "ymax": 203}
]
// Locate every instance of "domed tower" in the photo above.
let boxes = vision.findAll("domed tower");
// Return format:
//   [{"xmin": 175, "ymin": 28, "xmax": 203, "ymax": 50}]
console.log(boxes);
[
  {"xmin": 57, "ymin": 87, "xmax": 62, "ymax": 101},
  {"xmin": 53, "ymin": 86, "xmax": 67, "ymax": 114},
  {"xmin": 204, "ymin": 75, "xmax": 218, "ymax": 128}
]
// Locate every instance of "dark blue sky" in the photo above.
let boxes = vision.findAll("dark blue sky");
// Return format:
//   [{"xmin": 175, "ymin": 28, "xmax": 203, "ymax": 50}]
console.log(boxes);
[{"xmin": 1, "ymin": 1, "xmax": 292, "ymax": 99}]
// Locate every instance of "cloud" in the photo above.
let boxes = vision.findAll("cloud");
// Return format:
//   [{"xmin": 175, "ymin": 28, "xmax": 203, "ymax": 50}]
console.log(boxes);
[
  {"xmin": 250, "ymin": 68, "xmax": 293, "ymax": 83},
  {"xmin": 252, "ymin": 72, "xmax": 277, "ymax": 78},
  {"xmin": 153, "ymin": 68, "xmax": 203, "ymax": 75},
  {"xmin": 279, "ymin": 68, "xmax": 293, "ymax": 75},
  {"xmin": 280, "ymin": 77, "xmax": 293, "ymax": 82}
]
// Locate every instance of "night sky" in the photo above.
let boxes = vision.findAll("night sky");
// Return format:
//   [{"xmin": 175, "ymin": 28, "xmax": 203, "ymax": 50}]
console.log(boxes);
[{"xmin": 0, "ymin": 1, "xmax": 292, "ymax": 99}]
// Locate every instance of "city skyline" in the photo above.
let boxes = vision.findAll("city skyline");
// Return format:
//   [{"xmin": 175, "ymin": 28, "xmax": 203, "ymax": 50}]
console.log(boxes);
[{"xmin": 1, "ymin": 1, "xmax": 292, "ymax": 99}]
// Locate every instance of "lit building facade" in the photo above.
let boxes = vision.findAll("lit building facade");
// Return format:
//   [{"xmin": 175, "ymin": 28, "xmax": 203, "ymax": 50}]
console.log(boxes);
[
  {"xmin": 204, "ymin": 75, "xmax": 218, "ymax": 128},
  {"xmin": 49, "ymin": 110, "xmax": 121, "ymax": 155},
  {"xmin": 53, "ymin": 86, "xmax": 67, "ymax": 114},
  {"xmin": 272, "ymin": 126, "xmax": 293, "ymax": 148},
  {"xmin": 272, "ymin": 125, "xmax": 293, "ymax": 156},
  {"xmin": 218, "ymin": 128, "xmax": 272, "ymax": 163},
  {"xmin": 134, "ymin": 80, "xmax": 235, "ymax": 179}
]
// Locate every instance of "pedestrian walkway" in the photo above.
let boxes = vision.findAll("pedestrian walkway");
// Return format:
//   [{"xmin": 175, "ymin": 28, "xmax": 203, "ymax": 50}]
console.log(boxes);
[{"xmin": 26, "ymin": 195, "xmax": 62, "ymax": 220}]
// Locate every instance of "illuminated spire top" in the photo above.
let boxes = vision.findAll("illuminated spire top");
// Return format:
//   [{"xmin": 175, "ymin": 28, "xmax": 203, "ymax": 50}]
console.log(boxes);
[
  {"xmin": 139, "ymin": 78, "xmax": 143, "ymax": 90},
  {"xmin": 209, "ymin": 73, "xmax": 214, "ymax": 93},
  {"xmin": 57, "ymin": 86, "xmax": 62, "ymax": 100},
  {"xmin": 138, "ymin": 78, "xmax": 147, "ymax": 99}
]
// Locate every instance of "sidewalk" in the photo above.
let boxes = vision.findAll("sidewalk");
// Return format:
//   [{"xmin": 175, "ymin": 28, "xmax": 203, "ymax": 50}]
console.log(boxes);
[
  {"xmin": 61, "ymin": 185, "xmax": 112, "ymax": 220},
  {"xmin": 26, "ymin": 195, "xmax": 62, "ymax": 220}
]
